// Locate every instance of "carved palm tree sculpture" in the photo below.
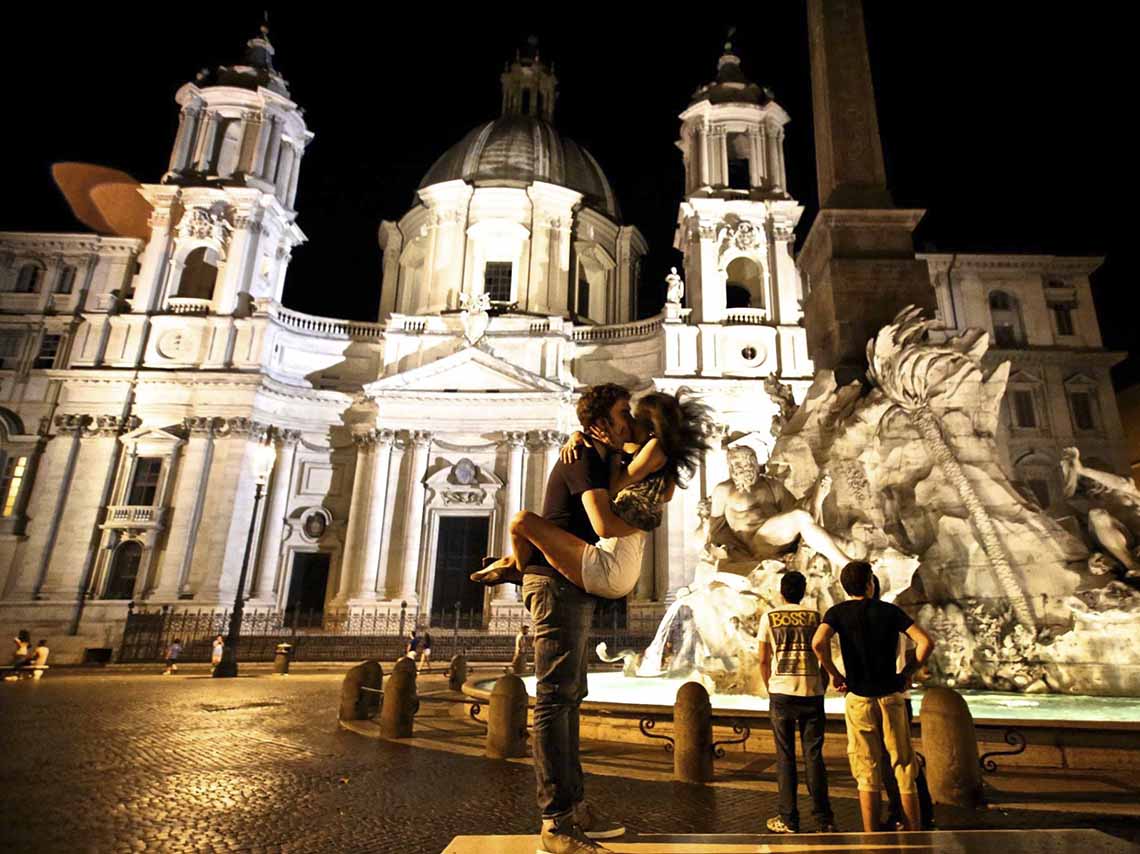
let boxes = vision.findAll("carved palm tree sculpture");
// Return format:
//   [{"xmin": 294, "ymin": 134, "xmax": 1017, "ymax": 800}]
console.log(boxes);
[{"xmin": 866, "ymin": 306, "xmax": 1036, "ymax": 631}]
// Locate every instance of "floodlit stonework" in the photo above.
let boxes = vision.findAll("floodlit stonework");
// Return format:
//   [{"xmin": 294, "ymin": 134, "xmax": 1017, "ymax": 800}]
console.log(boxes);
[{"xmin": 0, "ymin": 31, "xmax": 1128, "ymax": 662}]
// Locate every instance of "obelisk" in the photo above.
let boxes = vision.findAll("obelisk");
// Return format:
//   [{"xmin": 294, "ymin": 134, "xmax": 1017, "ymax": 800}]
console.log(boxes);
[{"xmin": 798, "ymin": 0, "xmax": 937, "ymax": 382}]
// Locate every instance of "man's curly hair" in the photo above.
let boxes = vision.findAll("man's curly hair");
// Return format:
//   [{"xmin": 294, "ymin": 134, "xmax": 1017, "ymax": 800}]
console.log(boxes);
[{"xmin": 576, "ymin": 383, "xmax": 631, "ymax": 430}]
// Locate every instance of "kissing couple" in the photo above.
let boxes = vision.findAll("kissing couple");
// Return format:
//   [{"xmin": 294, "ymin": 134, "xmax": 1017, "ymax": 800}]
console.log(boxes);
[{"xmin": 471, "ymin": 382, "xmax": 710, "ymax": 853}]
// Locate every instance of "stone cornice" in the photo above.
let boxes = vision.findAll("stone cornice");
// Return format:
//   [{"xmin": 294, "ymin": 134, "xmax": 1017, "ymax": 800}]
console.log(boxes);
[
  {"xmin": 983, "ymin": 348, "xmax": 1126, "ymax": 368},
  {"xmin": 0, "ymin": 233, "xmax": 143, "ymax": 254},
  {"xmin": 919, "ymin": 253, "xmax": 1104, "ymax": 276}
]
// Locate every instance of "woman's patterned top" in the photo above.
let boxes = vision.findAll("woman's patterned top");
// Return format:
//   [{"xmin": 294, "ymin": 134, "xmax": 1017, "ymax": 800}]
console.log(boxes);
[{"xmin": 612, "ymin": 469, "xmax": 671, "ymax": 532}]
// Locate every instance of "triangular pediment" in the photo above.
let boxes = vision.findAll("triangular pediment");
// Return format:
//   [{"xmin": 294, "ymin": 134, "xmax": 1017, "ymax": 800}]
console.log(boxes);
[
  {"xmin": 364, "ymin": 345, "xmax": 568, "ymax": 395},
  {"xmin": 118, "ymin": 424, "xmax": 187, "ymax": 450}
]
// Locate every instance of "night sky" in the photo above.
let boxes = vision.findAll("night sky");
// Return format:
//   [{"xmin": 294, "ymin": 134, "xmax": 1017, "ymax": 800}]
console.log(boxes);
[{"xmin": 2, "ymin": 7, "xmax": 1133, "ymax": 385}]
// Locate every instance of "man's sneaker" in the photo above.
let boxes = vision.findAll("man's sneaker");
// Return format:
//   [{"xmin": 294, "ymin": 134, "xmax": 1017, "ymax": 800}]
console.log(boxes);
[
  {"xmin": 538, "ymin": 818, "xmax": 610, "ymax": 854},
  {"xmin": 574, "ymin": 801, "xmax": 626, "ymax": 839},
  {"xmin": 766, "ymin": 816, "xmax": 797, "ymax": 834},
  {"xmin": 818, "ymin": 820, "xmax": 837, "ymax": 833}
]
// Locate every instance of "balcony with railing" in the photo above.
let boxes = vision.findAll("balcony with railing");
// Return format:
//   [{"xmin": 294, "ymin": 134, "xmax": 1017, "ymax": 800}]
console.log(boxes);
[
  {"xmin": 723, "ymin": 308, "xmax": 769, "ymax": 325},
  {"xmin": 270, "ymin": 304, "xmax": 386, "ymax": 340},
  {"xmin": 165, "ymin": 298, "xmax": 211, "ymax": 316},
  {"xmin": 104, "ymin": 505, "xmax": 166, "ymax": 529}
]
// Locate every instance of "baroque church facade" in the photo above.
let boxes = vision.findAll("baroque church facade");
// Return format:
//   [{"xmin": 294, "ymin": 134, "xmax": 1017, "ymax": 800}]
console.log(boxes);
[{"xmin": 0, "ymin": 32, "xmax": 1128, "ymax": 661}]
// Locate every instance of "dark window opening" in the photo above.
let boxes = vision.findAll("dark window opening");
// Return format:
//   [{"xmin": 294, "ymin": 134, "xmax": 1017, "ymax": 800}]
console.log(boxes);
[
  {"xmin": 127, "ymin": 457, "xmax": 163, "ymax": 506},
  {"xmin": 15, "ymin": 265, "xmax": 42, "ymax": 293},
  {"xmin": 728, "ymin": 158, "xmax": 750, "ymax": 189},
  {"xmin": 1027, "ymin": 478, "xmax": 1051, "ymax": 509},
  {"xmin": 993, "ymin": 324, "xmax": 1019, "ymax": 348},
  {"xmin": 1070, "ymin": 392, "xmax": 1096, "ymax": 431},
  {"xmin": 56, "ymin": 266, "xmax": 76, "ymax": 294},
  {"xmin": 484, "ymin": 261, "xmax": 513, "ymax": 303},
  {"xmin": 34, "ymin": 334, "xmax": 61, "ymax": 369},
  {"xmin": 521, "ymin": 89, "xmax": 531, "ymax": 114},
  {"xmin": 726, "ymin": 284, "xmax": 751, "ymax": 309},
  {"xmin": 1011, "ymin": 390, "xmax": 1037, "ymax": 429},
  {"xmin": 177, "ymin": 247, "xmax": 218, "ymax": 301},
  {"xmin": 576, "ymin": 271, "xmax": 591, "ymax": 319},
  {"xmin": 1053, "ymin": 306, "xmax": 1075, "ymax": 336}
]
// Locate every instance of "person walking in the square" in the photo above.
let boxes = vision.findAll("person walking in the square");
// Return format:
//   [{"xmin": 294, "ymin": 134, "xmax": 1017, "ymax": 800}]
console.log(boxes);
[
  {"xmin": 211, "ymin": 635, "xmax": 224, "ymax": 673},
  {"xmin": 512, "ymin": 624, "xmax": 531, "ymax": 674},
  {"xmin": 419, "ymin": 630, "xmax": 433, "ymax": 672},
  {"xmin": 812, "ymin": 561, "xmax": 934, "ymax": 832},
  {"xmin": 758, "ymin": 571, "xmax": 835, "ymax": 834},
  {"xmin": 163, "ymin": 639, "xmax": 183, "ymax": 675}
]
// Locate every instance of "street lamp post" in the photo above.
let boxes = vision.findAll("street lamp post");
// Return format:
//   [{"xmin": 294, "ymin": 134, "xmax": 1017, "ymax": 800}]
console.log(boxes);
[{"xmin": 213, "ymin": 434, "xmax": 277, "ymax": 679}]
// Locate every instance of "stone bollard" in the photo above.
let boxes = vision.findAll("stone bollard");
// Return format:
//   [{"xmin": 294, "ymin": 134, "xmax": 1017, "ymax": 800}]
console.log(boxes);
[
  {"xmin": 338, "ymin": 661, "xmax": 383, "ymax": 722},
  {"xmin": 448, "ymin": 654, "xmax": 468, "ymax": 691},
  {"xmin": 485, "ymin": 674, "xmax": 529, "ymax": 758},
  {"xmin": 380, "ymin": 668, "xmax": 418, "ymax": 739},
  {"xmin": 920, "ymin": 686, "xmax": 985, "ymax": 808},
  {"xmin": 393, "ymin": 656, "xmax": 417, "ymax": 676},
  {"xmin": 273, "ymin": 643, "xmax": 292, "ymax": 676},
  {"xmin": 674, "ymin": 681, "xmax": 714, "ymax": 783}
]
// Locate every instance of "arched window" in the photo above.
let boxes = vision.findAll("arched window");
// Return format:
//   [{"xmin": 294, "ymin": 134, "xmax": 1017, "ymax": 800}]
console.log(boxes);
[
  {"xmin": 725, "ymin": 257, "xmax": 764, "ymax": 310},
  {"xmin": 105, "ymin": 541, "xmax": 142, "ymax": 600},
  {"xmin": 55, "ymin": 265, "xmax": 77, "ymax": 294},
  {"xmin": 727, "ymin": 132, "xmax": 751, "ymax": 189},
  {"xmin": 988, "ymin": 290, "xmax": 1024, "ymax": 347},
  {"xmin": 726, "ymin": 284, "xmax": 751, "ymax": 308},
  {"xmin": 176, "ymin": 248, "xmax": 218, "ymax": 301},
  {"xmin": 15, "ymin": 264, "xmax": 43, "ymax": 293}
]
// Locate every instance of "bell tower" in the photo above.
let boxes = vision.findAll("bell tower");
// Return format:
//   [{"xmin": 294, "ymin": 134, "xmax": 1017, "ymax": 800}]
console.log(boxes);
[
  {"xmin": 130, "ymin": 24, "xmax": 312, "ymax": 322},
  {"xmin": 499, "ymin": 36, "xmax": 557, "ymax": 121},
  {"xmin": 668, "ymin": 35, "xmax": 812, "ymax": 387}
]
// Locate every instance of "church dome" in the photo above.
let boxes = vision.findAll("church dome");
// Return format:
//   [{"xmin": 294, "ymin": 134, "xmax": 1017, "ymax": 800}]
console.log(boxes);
[{"xmin": 418, "ymin": 115, "xmax": 620, "ymax": 220}]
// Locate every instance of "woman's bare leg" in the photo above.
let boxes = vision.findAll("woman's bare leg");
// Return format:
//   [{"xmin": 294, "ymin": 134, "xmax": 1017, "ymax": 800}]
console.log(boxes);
[{"xmin": 510, "ymin": 510, "xmax": 590, "ymax": 589}]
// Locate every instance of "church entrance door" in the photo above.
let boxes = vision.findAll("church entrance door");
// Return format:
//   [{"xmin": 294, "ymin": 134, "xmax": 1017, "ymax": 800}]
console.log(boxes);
[
  {"xmin": 285, "ymin": 552, "xmax": 330, "ymax": 628},
  {"xmin": 430, "ymin": 515, "xmax": 489, "ymax": 625}
]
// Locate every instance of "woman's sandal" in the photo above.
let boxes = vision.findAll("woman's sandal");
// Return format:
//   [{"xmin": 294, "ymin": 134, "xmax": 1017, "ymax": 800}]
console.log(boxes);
[{"xmin": 470, "ymin": 555, "xmax": 523, "ymax": 586}]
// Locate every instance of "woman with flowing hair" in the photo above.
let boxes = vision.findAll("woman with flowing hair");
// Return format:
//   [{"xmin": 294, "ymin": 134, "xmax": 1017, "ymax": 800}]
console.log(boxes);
[{"xmin": 472, "ymin": 389, "xmax": 711, "ymax": 599}]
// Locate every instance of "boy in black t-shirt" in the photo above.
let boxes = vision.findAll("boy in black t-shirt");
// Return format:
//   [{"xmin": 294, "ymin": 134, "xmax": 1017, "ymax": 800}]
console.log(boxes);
[{"xmin": 811, "ymin": 561, "xmax": 934, "ymax": 833}]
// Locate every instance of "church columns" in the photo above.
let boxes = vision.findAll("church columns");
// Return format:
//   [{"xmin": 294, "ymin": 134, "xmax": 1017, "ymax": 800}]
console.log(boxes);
[
  {"xmin": 352, "ymin": 430, "xmax": 395, "ymax": 603},
  {"xmin": 169, "ymin": 107, "xmax": 200, "ymax": 173},
  {"xmin": 215, "ymin": 214, "xmax": 255, "ymax": 314},
  {"xmin": 250, "ymin": 429, "xmax": 300, "ymax": 602},
  {"xmin": 765, "ymin": 124, "xmax": 782, "ymax": 192},
  {"xmin": 397, "ymin": 431, "xmax": 432, "ymax": 604},
  {"xmin": 749, "ymin": 127, "xmax": 765, "ymax": 188},
  {"xmin": 699, "ymin": 124, "xmax": 711, "ymax": 187},
  {"xmin": 495, "ymin": 432, "xmax": 526, "ymax": 602},
  {"xmin": 261, "ymin": 115, "xmax": 283, "ymax": 181},
  {"xmin": 251, "ymin": 113, "xmax": 272, "ymax": 177},
  {"xmin": 26, "ymin": 416, "xmax": 89, "ymax": 599},
  {"xmin": 333, "ymin": 430, "xmax": 374, "ymax": 604},
  {"xmin": 286, "ymin": 146, "xmax": 303, "ymax": 210},
  {"xmin": 378, "ymin": 437, "xmax": 408, "ymax": 598},
  {"xmin": 150, "ymin": 418, "xmax": 217, "ymax": 600},
  {"xmin": 775, "ymin": 128, "xmax": 788, "ymax": 190},
  {"xmin": 194, "ymin": 112, "xmax": 219, "ymax": 172},
  {"xmin": 237, "ymin": 110, "xmax": 263, "ymax": 175}
]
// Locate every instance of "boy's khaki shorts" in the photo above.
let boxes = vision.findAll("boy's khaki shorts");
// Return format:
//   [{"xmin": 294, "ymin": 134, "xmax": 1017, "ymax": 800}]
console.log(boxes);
[{"xmin": 844, "ymin": 692, "xmax": 918, "ymax": 794}]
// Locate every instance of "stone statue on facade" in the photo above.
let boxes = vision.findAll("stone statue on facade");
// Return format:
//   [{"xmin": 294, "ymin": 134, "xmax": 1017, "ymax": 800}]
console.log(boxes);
[
  {"xmin": 1061, "ymin": 446, "xmax": 1140, "ymax": 579},
  {"xmin": 459, "ymin": 291, "xmax": 491, "ymax": 346},
  {"xmin": 665, "ymin": 266, "xmax": 684, "ymax": 306}
]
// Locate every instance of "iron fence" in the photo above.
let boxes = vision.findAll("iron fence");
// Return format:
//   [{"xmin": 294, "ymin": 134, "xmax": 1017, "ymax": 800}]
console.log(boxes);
[{"xmin": 118, "ymin": 601, "xmax": 660, "ymax": 664}]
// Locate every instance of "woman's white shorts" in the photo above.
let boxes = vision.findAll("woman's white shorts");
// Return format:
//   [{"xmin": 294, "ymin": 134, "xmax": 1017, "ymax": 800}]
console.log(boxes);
[{"xmin": 580, "ymin": 531, "xmax": 648, "ymax": 599}]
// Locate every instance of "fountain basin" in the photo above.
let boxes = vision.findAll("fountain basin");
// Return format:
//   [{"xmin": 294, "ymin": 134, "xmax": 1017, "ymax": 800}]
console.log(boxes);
[{"xmin": 463, "ymin": 671, "xmax": 1140, "ymax": 771}]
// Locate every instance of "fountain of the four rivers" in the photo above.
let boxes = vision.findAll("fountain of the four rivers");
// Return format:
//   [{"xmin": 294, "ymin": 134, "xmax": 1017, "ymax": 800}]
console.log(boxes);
[{"xmin": 470, "ymin": 0, "xmax": 1140, "ymax": 743}]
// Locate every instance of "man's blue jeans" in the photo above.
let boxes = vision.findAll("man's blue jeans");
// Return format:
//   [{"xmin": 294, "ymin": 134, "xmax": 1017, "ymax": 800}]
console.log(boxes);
[
  {"xmin": 523, "ymin": 572, "xmax": 596, "ymax": 819},
  {"xmin": 770, "ymin": 693, "xmax": 833, "ymax": 830}
]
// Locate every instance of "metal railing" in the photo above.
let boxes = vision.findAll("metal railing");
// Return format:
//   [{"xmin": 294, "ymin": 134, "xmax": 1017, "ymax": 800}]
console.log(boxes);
[{"xmin": 118, "ymin": 600, "xmax": 660, "ymax": 664}]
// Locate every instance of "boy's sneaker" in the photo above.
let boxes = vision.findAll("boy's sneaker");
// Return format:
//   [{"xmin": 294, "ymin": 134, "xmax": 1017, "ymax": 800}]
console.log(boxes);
[
  {"xmin": 538, "ymin": 818, "xmax": 610, "ymax": 853},
  {"xmin": 574, "ymin": 801, "xmax": 625, "ymax": 839},
  {"xmin": 766, "ymin": 816, "xmax": 797, "ymax": 834}
]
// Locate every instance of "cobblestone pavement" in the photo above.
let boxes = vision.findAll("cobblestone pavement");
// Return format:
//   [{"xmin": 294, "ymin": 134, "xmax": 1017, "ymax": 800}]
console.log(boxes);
[{"xmin": 1, "ymin": 666, "xmax": 1138, "ymax": 854}]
